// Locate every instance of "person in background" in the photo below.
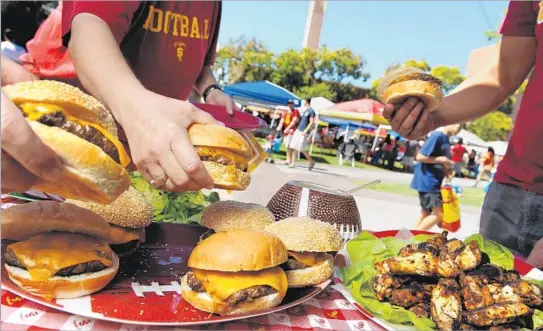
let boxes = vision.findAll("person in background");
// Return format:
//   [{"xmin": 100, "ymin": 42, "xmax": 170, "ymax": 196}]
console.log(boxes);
[
  {"xmin": 288, "ymin": 98, "xmax": 316, "ymax": 170},
  {"xmin": 390, "ymin": 136, "xmax": 401, "ymax": 170},
  {"xmin": 402, "ymin": 139, "xmax": 419, "ymax": 173},
  {"xmin": 450, "ymin": 138, "xmax": 467, "ymax": 178},
  {"xmin": 263, "ymin": 133, "xmax": 275, "ymax": 164},
  {"xmin": 383, "ymin": 1, "xmax": 542, "ymax": 259},
  {"xmin": 467, "ymin": 149, "xmax": 478, "ymax": 178},
  {"xmin": 338, "ymin": 138, "xmax": 358, "ymax": 167},
  {"xmin": 382, "ymin": 134, "xmax": 394, "ymax": 168},
  {"xmin": 411, "ymin": 124, "xmax": 461, "ymax": 231},
  {"xmin": 1, "ymin": 56, "xmax": 64, "ymax": 193},
  {"xmin": 473, "ymin": 147, "xmax": 495, "ymax": 188},
  {"xmin": 276, "ymin": 100, "xmax": 299, "ymax": 166}
]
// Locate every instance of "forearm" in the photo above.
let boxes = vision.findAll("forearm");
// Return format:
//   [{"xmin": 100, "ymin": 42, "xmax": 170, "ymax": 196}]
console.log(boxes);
[
  {"xmin": 434, "ymin": 37, "xmax": 536, "ymax": 127},
  {"xmin": 303, "ymin": 119, "xmax": 315, "ymax": 134},
  {"xmin": 69, "ymin": 14, "xmax": 146, "ymax": 127},
  {"xmin": 194, "ymin": 66, "xmax": 217, "ymax": 96}
]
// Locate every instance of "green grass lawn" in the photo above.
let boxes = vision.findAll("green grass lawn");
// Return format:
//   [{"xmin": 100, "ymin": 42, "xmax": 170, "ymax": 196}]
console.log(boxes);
[
  {"xmin": 258, "ymin": 137, "xmax": 386, "ymax": 171},
  {"xmin": 362, "ymin": 181, "xmax": 485, "ymax": 207}
]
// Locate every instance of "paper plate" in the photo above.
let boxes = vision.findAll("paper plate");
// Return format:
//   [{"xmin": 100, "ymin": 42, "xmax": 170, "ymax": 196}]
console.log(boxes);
[
  {"xmin": 194, "ymin": 103, "xmax": 266, "ymax": 130},
  {"xmin": 1, "ymin": 222, "xmax": 330, "ymax": 326}
]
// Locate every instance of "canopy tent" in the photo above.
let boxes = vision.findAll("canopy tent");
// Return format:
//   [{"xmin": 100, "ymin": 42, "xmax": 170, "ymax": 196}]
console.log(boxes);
[
  {"xmin": 310, "ymin": 97, "xmax": 335, "ymax": 111},
  {"xmin": 319, "ymin": 99, "xmax": 389, "ymax": 125},
  {"xmin": 319, "ymin": 116, "xmax": 376, "ymax": 130},
  {"xmin": 224, "ymin": 80, "xmax": 301, "ymax": 106},
  {"xmin": 487, "ymin": 141, "xmax": 508, "ymax": 156},
  {"xmin": 456, "ymin": 129, "xmax": 487, "ymax": 147}
]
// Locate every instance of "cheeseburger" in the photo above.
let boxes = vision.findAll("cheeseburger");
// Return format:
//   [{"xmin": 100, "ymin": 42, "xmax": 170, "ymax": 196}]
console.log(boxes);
[
  {"xmin": 264, "ymin": 217, "xmax": 342, "ymax": 288},
  {"xmin": 3, "ymin": 80, "xmax": 131, "ymax": 203},
  {"xmin": 2, "ymin": 201, "xmax": 119, "ymax": 299},
  {"xmin": 188, "ymin": 124, "xmax": 253, "ymax": 191},
  {"xmin": 67, "ymin": 186, "xmax": 152, "ymax": 257},
  {"xmin": 181, "ymin": 228, "xmax": 288, "ymax": 316},
  {"xmin": 201, "ymin": 201, "xmax": 275, "ymax": 233},
  {"xmin": 377, "ymin": 67, "xmax": 444, "ymax": 113}
]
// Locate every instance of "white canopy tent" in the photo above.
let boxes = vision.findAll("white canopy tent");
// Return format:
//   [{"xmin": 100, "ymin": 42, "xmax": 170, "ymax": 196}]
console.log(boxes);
[
  {"xmin": 487, "ymin": 141, "xmax": 508, "ymax": 156},
  {"xmin": 310, "ymin": 97, "xmax": 335, "ymax": 111},
  {"xmin": 457, "ymin": 129, "xmax": 487, "ymax": 147}
]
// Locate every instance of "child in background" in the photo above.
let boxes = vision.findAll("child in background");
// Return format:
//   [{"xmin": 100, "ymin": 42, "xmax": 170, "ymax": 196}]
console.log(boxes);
[{"xmin": 264, "ymin": 134, "xmax": 276, "ymax": 164}]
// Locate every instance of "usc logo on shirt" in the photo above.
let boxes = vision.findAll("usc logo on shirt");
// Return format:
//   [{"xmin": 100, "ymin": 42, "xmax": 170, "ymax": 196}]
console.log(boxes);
[{"xmin": 142, "ymin": 5, "xmax": 211, "ymax": 40}]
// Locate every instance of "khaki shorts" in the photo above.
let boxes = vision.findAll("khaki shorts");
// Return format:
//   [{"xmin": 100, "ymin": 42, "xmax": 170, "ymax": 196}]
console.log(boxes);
[{"xmin": 289, "ymin": 130, "xmax": 307, "ymax": 151}]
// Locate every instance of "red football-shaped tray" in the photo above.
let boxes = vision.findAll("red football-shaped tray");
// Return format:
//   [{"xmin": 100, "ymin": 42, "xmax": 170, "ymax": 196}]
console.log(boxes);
[
  {"xmin": 1, "ymin": 223, "xmax": 330, "ymax": 326},
  {"xmin": 194, "ymin": 103, "xmax": 266, "ymax": 130}
]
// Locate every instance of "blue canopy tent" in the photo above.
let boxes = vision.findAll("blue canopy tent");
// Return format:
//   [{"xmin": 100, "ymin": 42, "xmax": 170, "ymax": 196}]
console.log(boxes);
[
  {"xmin": 223, "ymin": 81, "xmax": 301, "ymax": 106},
  {"xmin": 319, "ymin": 116, "xmax": 376, "ymax": 130}
]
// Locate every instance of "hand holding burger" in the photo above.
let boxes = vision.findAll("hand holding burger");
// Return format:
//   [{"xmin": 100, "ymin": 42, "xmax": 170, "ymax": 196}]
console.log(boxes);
[{"xmin": 378, "ymin": 67, "xmax": 444, "ymax": 139}]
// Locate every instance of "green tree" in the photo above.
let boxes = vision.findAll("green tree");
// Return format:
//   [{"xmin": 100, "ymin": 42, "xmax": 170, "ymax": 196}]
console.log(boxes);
[
  {"xmin": 467, "ymin": 111, "xmax": 513, "ymax": 141},
  {"xmin": 403, "ymin": 59, "xmax": 431, "ymax": 72},
  {"xmin": 295, "ymin": 83, "xmax": 337, "ymax": 102},
  {"xmin": 214, "ymin": 36, "xmax": 274, "ymax": 84},
  {"xmin": 271, "ymin": 48, "xmax": 318, "ymax": 92},
  {"xmin": 430, "ymin": 65, "xmax": 465, "ymax": 93}
]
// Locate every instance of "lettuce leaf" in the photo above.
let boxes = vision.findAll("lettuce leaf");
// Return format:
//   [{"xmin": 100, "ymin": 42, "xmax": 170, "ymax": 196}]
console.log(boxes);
[
  {"xmin": 464, "ymin": 234, "xmax": 514, "ymax": 270},
  {"xmin": 130, "ymin": 171, "xmax": 219, "ymax": 224},
  {"xmin": 533, "ymin": 310, "xmax": 543, "ymax": 330}
]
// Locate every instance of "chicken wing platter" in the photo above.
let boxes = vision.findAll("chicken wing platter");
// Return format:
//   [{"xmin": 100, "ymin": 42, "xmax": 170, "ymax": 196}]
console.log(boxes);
[{"xmin": 336, "ymin": 230, "xmax": 543, "ymax": 331}]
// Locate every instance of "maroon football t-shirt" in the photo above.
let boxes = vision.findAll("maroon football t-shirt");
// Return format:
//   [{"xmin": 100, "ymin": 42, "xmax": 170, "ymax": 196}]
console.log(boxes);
[
  {"xmin": 494, "ymin": 1, "xmax": 543, "ymax": 194},
  {"xmin": 61, "ymin": 1, "xmax": 221, "ymax": 101}
]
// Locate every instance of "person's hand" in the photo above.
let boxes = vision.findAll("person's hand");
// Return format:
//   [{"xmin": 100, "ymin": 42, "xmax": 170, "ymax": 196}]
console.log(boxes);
[
  {"xmin": 122, "ymin": 91, "xmax": 221, "ymax": 192},
  {"xmin": 1, "ymin": 91, "xmax": 64, "ymax": 193},
  {"xmin": 435, "ymin": 156, "xmax": 453, "ymax": 169},
  {"xmin": 1, "ymin": 56, "xmax": 38, "ymax": 87},
  {"xmin": 527, "ymin": 237, "xmax": 543, "ymax": 268},
  {"xmin": 205, "ymin": 89, "xmax": 235, "ymax": 116},
  {"xmin": 383, "ymin": 97, "xmax": 440, "ymax": 139}
]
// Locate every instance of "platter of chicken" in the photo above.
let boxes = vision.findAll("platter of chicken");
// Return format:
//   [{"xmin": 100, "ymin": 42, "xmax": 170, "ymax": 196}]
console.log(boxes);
[{"xmin": 333, "ymin": 230, "xmax": 543, "ymax": 331}]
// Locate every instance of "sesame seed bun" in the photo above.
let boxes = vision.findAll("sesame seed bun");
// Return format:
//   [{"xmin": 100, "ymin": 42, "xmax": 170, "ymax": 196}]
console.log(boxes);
[
  {"xmin": 201, "ymin": 201, "xmax": 275, "ymax": 232},
  {"xmin": 188, "ymin": 228, "xmax": 288, "ymax": 272},
  {"xmin": 264, "ymin": 217, "xmax": 342, "ymax": 253},
  {"xmin": 284, "ymin": 254, "xmax": 334, "ymax": 288},
  {"xmin": 1, "ymin": 201, "xmax": 111, "ymax": 241},
  {"xmin": 66, "ymin": 186, "xmax": 152, "ymax": 229},
  {"xmin": 3, "ymin": 80, "xmax": 130, "ymax": 204},
  {"xmin": 202, "ymin": 161, "xmax": 251, "ymax": 191},
  {"xmin": 377, "ymin": 67, "xmax": 443, "ymax": 112}
]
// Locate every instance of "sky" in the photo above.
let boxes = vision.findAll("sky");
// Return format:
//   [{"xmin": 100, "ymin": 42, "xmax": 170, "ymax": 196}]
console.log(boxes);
[{"xmin": 218, "ymin": 1, "xmax": 509, "ymax": 88}]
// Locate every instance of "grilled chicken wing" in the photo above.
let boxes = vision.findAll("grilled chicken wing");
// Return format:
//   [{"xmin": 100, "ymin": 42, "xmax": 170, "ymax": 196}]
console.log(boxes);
[
  {"xmin": 431, "ymin": 278, "xmax": 463, "ymax": 331},
  {"xmin": 375, "ymin": 252, "xmax": 439, "ymax": 276},
  {"xmin": 456, "ymin": 241, "xmax": 482, "ymax": 272},
  {"xmin": 463, "ymin": 303, "xmax": 532, "ymax": 327},
  {"xmin": 408, "ymin": 302, "xmax": 430, "ymax": 318},
  {"xmin": 488, "ymin": 280, "xmax": 543, "ymax": 308}
]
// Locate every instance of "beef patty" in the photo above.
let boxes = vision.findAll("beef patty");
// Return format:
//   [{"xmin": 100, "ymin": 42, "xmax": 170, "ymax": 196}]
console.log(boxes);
[
  {"xmin": 282, "ymin": 258, "xmax": 307, "ymax": 271},
  {"xmin": 186, "ymin": 271, "xmax": 276, "ymax": 305},
  {"xmin": 34, "ymin": 111, "xmax": 120, "ymax": 163},
  {"xmin": 4, "ymin": 246, "xmax": 112, "ymax": 277}
]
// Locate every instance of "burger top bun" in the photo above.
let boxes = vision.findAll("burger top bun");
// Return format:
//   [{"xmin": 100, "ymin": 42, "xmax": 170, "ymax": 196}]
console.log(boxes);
[
  {"xmin": 188, "ymin": 228, "xmax": 288, "ymax": 272},
  {"xmin": 188, "ymin": 124, "xmax": 253, "ymax": 157},
  {"xmin": 201, "ymin": 201, "xmax": 275, "ymax": 232},
  {"xmin": 377, "ymin": 67, "xmax": 443, "ymax": 113},
  {"xmin": 264, "ymin": 217, "xmax": 342, "ymax": 252},
  {"xmin": 1, "ymin": 201, "xmax": 111, "ymax": 241},
  {"xmin": 67, "ymin": 186, "xmax": 152, "ymax": 229},
  {"xmin": 3, "ymin": 80, "xmax": 118, "ymax": 135},
  {"xmin": 3, "ymin": 80, "xmax": 131, "ymax": 204}
]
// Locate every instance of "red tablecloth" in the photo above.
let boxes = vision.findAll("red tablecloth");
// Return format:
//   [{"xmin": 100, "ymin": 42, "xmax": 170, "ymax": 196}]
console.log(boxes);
[{"xmin": 0, "ymin": 287, "xmax": 373, "ymax": 331}]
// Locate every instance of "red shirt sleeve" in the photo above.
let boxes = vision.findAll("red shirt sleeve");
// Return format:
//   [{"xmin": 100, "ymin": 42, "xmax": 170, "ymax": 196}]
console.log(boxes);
[
  {"xmin": 500, "ymin": 1, "xmax": 537, "ymax": 37},
  {"xmin": 204, "ymin": 1, "xmax": 222, "ymax": 66},
  {"xmin": 62, "ymin": 1, "xmax": 142, "ymax": 46}
]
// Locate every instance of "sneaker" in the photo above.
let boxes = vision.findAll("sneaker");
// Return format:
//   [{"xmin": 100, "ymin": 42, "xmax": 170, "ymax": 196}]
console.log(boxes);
[{"xmin": 308, "ymin": 160, "xmax": 316, "ymax": 171}]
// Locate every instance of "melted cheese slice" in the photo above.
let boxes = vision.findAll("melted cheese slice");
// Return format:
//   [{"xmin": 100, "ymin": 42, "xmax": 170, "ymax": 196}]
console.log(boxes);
[
  {"xmin": 288, "ymin": 251, "xmax": 327, "ymax": 267},
  {"xmin": 19, "ymin": 103, "xmax": 130, "ymax": 167},
  {"xmin": 8, "ymin": 232, "xmax": 113, "ymax": 281},
  {"xmin": 192, "ymin": 266, "xmax": 287, "ymax": 301}
]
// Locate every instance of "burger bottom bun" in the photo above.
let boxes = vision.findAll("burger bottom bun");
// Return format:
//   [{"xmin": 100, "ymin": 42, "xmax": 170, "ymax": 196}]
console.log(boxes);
[
  {"xmin": 382, "ymin": 80, "xmax": 443, "ymax": 113},
  {"xmin": 29, "ymin": 122, "xmax": 130, "ymax": 204},
  {"xmin": 286, "ymin": 254, "xmax": 334, "ymax": 288},
  {"xmin": 180, "ymin": 274, "xmax": 284, "ymax": 316},
  {"xmin": 202, "ymin": 161, "xmax": 250, "ymax": 191},
  {"xmin": 4, "ymin": 252, "xmax": 119, "ymax": 299}
]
